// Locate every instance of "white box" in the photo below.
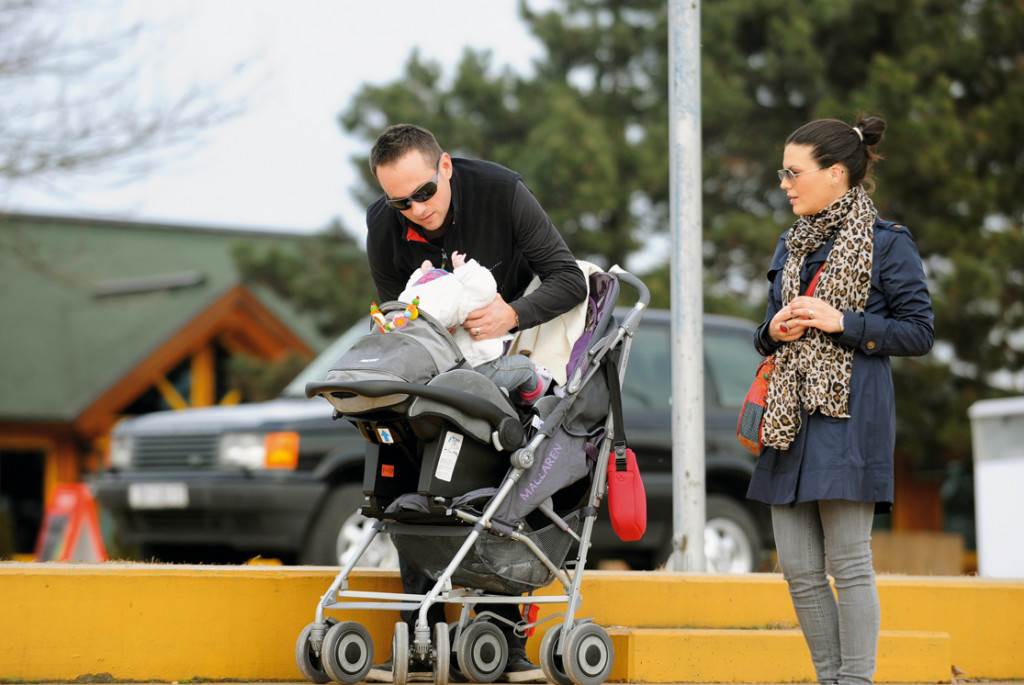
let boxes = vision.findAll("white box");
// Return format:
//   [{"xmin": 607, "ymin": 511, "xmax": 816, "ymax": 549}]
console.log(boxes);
[{"xmin": 969, "ymin": 396, "xmax": 1024, "ymax": 578}]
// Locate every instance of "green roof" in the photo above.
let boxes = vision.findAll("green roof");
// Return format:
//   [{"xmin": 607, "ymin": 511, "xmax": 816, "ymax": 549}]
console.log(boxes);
[{"xmin": 0, "ymin": 213, "xmax": 329, "ymax": 422}]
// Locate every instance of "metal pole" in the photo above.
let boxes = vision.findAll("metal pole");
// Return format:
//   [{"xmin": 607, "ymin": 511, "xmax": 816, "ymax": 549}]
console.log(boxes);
[{"xmin": 667, "ymin": 0, "xmax": 706, "ymax": 572}]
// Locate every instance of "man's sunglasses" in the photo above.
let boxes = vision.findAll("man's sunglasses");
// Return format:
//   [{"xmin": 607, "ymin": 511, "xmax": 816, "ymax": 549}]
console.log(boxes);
[{"xmin": 386, "ymin": 162, "xmax": 441, "ymax": 210}]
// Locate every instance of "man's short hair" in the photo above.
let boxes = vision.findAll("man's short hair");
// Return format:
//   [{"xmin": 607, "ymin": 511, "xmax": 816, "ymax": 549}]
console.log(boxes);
[{"xmin": 369, "ymin": 124, "xmax": 443, "ymax": 176}]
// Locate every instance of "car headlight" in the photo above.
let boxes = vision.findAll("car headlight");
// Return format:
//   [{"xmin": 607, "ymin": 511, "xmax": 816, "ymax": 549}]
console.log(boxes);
[
  {"xmin": 109, "ymin": 435, "xmax": 134, "ymax": 469},
  {"xmin": 219, "ymin": 432, "xmax": 299, "ymax": 470},
  {"xmin": 219, "ymin": 433, "xmax": 266, "ymax": 469}
]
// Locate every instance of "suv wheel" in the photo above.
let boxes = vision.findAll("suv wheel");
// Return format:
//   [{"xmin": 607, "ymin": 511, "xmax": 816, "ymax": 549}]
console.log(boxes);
[
  {"xmin": 704, "ymin": 494, "xmax": 761, "ymax": 573},
  {"xmin": 655, "ymin": 494, "xmax": 762, "ymax": 573},
  {"xmin": 301, "ymin": 483, "xmax": 399, "ymax": 567}
]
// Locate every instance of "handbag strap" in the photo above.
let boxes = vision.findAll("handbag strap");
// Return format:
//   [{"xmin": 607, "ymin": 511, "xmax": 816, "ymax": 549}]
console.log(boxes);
[
  {"xmin": 762, "ymin": 262, "xmax": 827, "ymax": 365},
  {"xmin": 804, "ymin": 262, "xmax": 826, "ymax": 297},
  {"xmin": 603, "ymin": 355, "xmax": 628, "ymax": 471}
]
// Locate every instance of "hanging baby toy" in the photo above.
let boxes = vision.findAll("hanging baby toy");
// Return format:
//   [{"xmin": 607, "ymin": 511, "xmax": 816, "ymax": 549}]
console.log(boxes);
[{"xmin": 370, "ymin": 298, "xmax": 420, "ymax": 334}]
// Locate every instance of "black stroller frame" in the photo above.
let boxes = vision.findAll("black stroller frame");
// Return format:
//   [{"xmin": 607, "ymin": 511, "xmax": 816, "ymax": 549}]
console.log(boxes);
[{"xmin": 295, "ymin": 267, "xmax": 650, "ymax": 685}]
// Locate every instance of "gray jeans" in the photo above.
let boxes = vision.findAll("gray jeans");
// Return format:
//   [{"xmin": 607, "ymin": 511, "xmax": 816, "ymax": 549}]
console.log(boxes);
[
  {"xmin": 771, "ymin": 500, "xmax": 880, "ymax": 685},
  {"xmin": 474, "ymin": 354, "xmax": 538, "ymax": 398}
]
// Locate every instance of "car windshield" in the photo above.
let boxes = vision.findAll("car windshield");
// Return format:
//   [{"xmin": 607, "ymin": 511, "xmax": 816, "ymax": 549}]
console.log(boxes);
[{"xmin": 281, "ymin": 320, "xmax": 369, "ymax": 398}]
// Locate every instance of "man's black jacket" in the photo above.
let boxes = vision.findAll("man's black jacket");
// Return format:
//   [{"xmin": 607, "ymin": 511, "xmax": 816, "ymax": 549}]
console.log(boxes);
[{"xmin": 365, "ymin": 157, "xmax": 586, "ymax": 330}]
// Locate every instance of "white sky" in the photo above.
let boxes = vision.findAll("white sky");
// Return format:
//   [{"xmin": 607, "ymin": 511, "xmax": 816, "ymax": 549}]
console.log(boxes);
[{"xmin": 1, "ymin": 1, "xmax": 548, "ymax": 237}]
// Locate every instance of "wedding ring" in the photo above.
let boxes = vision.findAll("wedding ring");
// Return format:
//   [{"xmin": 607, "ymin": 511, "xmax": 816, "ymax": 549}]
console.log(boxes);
[
  {"xmin": 473, "ymin": 328, "xmax": 481, "ymax": 336},
  {"xmin": 809, "ymin": 309, "xmax": 815, "ymax": 319}
]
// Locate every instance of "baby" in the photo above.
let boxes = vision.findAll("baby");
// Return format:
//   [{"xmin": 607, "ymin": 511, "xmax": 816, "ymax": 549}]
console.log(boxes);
[{"xmin": 398, "ymin": 251, "xmax": 550, "ymax": 405}]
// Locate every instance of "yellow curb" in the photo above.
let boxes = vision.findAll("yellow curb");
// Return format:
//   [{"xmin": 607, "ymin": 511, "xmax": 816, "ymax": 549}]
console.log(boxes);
[
  {"xmin": 605, "ymin": 628, "xmax": 949, "ymax": 682},
  {"xmin": 1, "ymin": 565, "xmax": 1022, "ymax": 681}
]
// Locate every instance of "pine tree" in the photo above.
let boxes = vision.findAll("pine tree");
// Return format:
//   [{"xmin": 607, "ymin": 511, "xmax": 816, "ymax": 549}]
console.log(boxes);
[{"xmin": 302, "ymin": 0, "xmax": 1024, "ymax": 478}]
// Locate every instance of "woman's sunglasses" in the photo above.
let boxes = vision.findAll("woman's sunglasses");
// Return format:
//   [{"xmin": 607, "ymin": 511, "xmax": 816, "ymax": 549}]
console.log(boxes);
[
  {"xmin": 386, "ymin": 162, "xmax": 441, "ymax": 210},
  {"xmin": 777, "ymin": 167, "xmax": 828, "ymax": 183}
]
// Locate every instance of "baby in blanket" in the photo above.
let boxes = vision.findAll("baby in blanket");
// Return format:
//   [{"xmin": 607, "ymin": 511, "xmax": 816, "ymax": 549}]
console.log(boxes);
[{"xmin": 398, "ymin": 251, "xmax": 550, "ymax": 405}]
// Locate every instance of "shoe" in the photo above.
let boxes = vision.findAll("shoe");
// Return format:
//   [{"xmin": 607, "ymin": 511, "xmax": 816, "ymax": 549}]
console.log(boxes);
[
  {"xmin": 518, "ymin": 366, "xmax": 553, "ymax": 405},
  {"xmin": 365, "ymin": 658, "xmax": 433, "ymax": 683},
  {"xmin": 503, "ymin": 650, "xmax": 545, "ymax": 683}
]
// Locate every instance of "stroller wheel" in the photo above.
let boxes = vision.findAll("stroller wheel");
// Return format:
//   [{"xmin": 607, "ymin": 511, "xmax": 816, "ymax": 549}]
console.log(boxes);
[
  {"xmin": 321, "ymin": 621, "xmax": 374, "ymax": 684},
  {"xmin": 295, "ymin": 622, "xmax": 330, "ymax": 684},
  {"xmin": 539, "ymin": 624, "xmax": 573, "ymax": 685},
  {"xmin": 563, "ymin": 623, "xmax": 614, "ymax": 685},
  {"xmin": 455, "ymin": 620, "xmax": 507, "ymax": 683},
  {"xmin": 432, "ymin": 621, "xmax": 450, "ymax": 685},
  {"xmin": 392, "ymin": 622, "xmax": 410, "ymax": 685}
]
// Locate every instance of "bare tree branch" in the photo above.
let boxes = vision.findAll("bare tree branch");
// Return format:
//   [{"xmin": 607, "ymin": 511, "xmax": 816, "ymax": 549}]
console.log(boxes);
[{"xmin": 0, "ymin": 0, "xmax": 250, "ymax": 183}]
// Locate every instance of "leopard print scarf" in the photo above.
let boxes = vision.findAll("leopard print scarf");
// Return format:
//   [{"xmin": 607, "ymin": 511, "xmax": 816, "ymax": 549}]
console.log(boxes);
[{"xmin": 762, "ymin": 184, "xmax": 876, "ymax": 451}]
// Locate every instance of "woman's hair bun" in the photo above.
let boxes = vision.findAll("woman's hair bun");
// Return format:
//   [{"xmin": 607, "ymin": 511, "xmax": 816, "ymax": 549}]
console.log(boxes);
[
  {"xmin": 855, "ymin": 116, "xmax": 886, "ymax": 147},
  {"xmin": 787, "ymin": 114, "xmax": 887, "ymax": 188}
]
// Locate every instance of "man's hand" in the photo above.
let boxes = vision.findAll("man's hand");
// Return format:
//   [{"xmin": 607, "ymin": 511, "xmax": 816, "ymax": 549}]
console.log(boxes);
[{"xmin": 464, "ymin": 294, "xmax": 517, "ymax": 340}]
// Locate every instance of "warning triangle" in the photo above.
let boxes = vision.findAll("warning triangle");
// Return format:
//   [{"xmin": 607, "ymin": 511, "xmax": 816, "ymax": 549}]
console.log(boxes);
[{"xmin": 34, "ymin": 484, "xmax": 108, "ymax": 562}]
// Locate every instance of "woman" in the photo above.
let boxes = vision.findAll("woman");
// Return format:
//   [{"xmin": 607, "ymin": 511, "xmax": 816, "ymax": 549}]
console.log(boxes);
[{"xmin": 746, "ymin": 116, "xmax": 934, "ymax": 684}]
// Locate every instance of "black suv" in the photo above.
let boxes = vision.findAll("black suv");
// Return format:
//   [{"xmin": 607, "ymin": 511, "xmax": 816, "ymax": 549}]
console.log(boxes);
[{"xmin": 94, "ymin": 310, "xmax": 769, "ymax": 571}]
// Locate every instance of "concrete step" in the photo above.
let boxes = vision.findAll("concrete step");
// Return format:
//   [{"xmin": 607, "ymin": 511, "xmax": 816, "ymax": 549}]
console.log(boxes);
[
  {"xmin": 3, "ymin": 565, "xmax": 1022, "ymax": 682},
  {"xmin": 603, "ymin": 627, "xmax": 951, "ymax": 683},
  {"xmin": 534, "ymin": 572, "xmax": 799, "ymax": 628}
]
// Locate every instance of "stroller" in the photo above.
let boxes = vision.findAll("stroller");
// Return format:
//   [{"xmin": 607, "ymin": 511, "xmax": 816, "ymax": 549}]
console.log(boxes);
[{"xmin": 295, "ymin": 266, "xmax": 649, "ymax": 685}]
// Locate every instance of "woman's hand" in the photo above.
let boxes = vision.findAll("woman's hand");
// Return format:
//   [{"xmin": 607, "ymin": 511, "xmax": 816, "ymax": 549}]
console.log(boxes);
[
  {"xmin": 768, "ymin": 304, "xmax": 807, "ymax": 342},
  {"xmin": 787, "ymin": 295, "xmax": 844, "ymax": 334}
]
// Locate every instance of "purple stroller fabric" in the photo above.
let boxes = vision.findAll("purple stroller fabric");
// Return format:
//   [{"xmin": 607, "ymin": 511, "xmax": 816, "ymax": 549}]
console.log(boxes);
[
  {"xmin": 494, "ymin": 271, "xmax": 620, "ymax": 523},
  {"xmin": 565, "ymin": 272, "xmax": 619, "ymax": 382}
]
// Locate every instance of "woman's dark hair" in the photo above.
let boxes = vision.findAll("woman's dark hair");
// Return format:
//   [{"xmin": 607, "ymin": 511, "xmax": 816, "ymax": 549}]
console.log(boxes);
[
  {"xmin": 786, "ymin": 116, "xmax": 886, "ymax": 189},
  {"xmin": 369, "ymin": 124, "xmax": 443, "ymax": 176}
]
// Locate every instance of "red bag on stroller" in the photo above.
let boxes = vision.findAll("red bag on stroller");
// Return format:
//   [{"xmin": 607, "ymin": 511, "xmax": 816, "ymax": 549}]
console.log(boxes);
[
  {"xmin": 604, "ymin": 359, "xmax": 647, "ymax": 541},
  {"xmin": 607, "ymin": 447, "xmax": 646, "ymax": 541}
]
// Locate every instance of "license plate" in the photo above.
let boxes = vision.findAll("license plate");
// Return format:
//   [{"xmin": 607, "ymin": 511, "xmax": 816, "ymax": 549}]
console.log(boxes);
[{"xmin": 128, "ymin": 482, "xmax": 189, "ymax": 509}]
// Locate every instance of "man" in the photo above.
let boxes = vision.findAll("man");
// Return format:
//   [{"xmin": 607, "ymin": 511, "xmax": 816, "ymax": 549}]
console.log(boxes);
[
  {"xmin": 366, "ymin": 124, "xmax": 585, "ymax": 340},
  {"xmin": 364, "ymin": 124, "xmax": 586, "ymax": 683}
]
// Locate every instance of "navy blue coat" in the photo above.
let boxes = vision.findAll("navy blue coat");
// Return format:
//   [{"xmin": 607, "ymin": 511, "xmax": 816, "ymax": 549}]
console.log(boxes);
[{"xmin": 745, "ymin": 218, "xmax": 934, "ymax": 511}]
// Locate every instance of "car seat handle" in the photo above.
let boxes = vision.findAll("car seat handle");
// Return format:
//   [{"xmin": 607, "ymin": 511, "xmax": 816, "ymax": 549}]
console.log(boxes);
[{"xmin": 306, "ymin": 379, "xmax": 520, "ymax": 441}]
